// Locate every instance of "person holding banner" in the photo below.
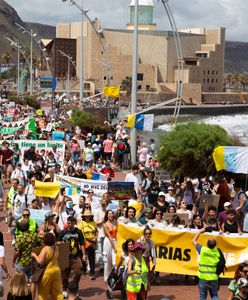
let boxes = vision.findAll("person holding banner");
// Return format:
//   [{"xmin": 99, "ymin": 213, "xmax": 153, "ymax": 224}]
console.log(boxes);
[{"xmin": 192, "ymin": 227, "xmax": 220, "ymax": 300}]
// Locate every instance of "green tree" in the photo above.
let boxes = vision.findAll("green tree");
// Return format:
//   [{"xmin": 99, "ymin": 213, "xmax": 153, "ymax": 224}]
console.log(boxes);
[
  {"xmin": 70, "ymin": 108, "xmax": 108, "ymax": 133},
  {"xmin": 157, "ymin": 122, "xmax": 235, "ymax": 178}
]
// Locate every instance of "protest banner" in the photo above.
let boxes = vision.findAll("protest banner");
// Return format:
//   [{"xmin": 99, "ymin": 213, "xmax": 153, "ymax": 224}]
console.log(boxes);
[
  {"xmin": 7, "ymin": 106, "xmax": 15, "ymax": 117},
  {"xmin": 117, "ymin": 224, "xmax": 248, "ymax": 278},
  {"xmin": 163, "ymin": 212, "xmax": 189, "ymax": 226},
  {"xmin": 35, "ymin": 180, "xmax": 61, "ymax": 198},
  {"xmin": 55, "ymin": 174, "xmax": 108, "ymax": 199},
  {"xmin": 29, "ymin": 209, "xmax": 47, "ymax": 226},
  {"xmin": 0, "ymin": 140, "xmax": 65, "ymax": 168},
  {"xmin": 108, "ymin": 182, "xmax": 135, "ymax": 200},
  {"xmin": 33, "ymin": 242, "xmax": 69, "ymax": 270},
  {"xmin": 199, "ymin": 194, "xmax": 220, "ymax": 210}
]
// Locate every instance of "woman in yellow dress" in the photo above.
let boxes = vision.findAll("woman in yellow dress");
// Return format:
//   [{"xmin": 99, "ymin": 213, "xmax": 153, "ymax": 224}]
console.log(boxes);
[{"xmin": 31, "ymin": 232, "xmax": 63, "ymax": 300}]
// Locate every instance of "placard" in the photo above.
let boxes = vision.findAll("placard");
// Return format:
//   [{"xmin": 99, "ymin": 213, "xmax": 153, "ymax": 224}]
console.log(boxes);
[
  {"xmin": 155, "ymin": 170, "xmax": 171, "ymax": 182},
  {"xmin": 199, "ymin": 194, "xmax": 220, "ymax": 210},
  {"xmin": 29, "ymin": 209, "xmax": 47, "ymax": 226},
  {"xmin": 108, "ymin": 182, "xmax": 134, "ymax": 200},
  {"xmin": 163, "ymin": 212, "xmax": 189, "ymax": 226}
]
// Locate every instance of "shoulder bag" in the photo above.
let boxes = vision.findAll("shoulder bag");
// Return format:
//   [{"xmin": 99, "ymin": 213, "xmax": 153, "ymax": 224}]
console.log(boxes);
[{"xmin": 32, "ymin": 246, "xmax": 55, "ymax": 283}]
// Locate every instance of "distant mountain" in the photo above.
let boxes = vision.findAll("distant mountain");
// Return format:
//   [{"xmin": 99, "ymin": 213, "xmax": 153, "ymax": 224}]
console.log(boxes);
[
  {"xmin": 0, "ymin": 0, "xmax": 55, "ymax": 63},
  {"xmin": 25, "ymin": 22, "xmax": 55, "ymax": 39},
  {"xmin": 225, "ymin": 41, "xmax": 248, "ymax": 75}
]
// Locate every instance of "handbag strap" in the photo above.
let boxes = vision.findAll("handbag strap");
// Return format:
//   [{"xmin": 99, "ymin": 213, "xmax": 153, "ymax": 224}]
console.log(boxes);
[{"xmin": 41, "ymin": 246, "xmax": 55, "ymax": 268}]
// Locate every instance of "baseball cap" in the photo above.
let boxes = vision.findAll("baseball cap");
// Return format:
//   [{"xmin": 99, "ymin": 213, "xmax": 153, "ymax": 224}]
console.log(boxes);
[
  {"xmin": 130, "ymin": 242, "xmax": 145, "ymax": 252},
  {"xmin": 158, "ymin": 191, "xmax": 166, "ymax": 197},
  {"xmin": 237, "ymin": 277, "xmax": 248, "ymax": 289},
  {"xmin": 224, "ymin": 202, "xmax": 231, "ymax": 207},
  {"xmin": 45, "ymin": 211, "xmax": 56, "ymax": 220}
]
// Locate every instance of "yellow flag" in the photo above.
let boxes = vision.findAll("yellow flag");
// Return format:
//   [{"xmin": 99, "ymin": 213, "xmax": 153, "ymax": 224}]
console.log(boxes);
[
  {"xmin": 34, "ymin": 180, "xmax": 60, "ymax": 198},
  {"xmin": 126, "ymin": 114, "xmax": 136, "ymax": 128},
  {"xmin": 104, "ymin": 86, "xmax": 120, "ymax": 97}
]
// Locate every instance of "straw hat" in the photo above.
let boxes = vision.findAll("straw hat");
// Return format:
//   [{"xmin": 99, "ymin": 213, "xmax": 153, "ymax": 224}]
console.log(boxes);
[{"xmin": 82, "ymin": 209, "xmax": 93, "ymax": 217}]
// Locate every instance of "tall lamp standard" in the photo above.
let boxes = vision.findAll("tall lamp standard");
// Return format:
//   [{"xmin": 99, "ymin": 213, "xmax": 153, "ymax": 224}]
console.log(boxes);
[
  {"xmin": 15, "ymin": 23, "xmax": 37, "ymax": 96},
  {"xmin": 62, "ymin": 0, "xmax": 84, "ymax": 101},
  {"xmin": 6, "ymin": 37, "xmax": 22, "ymax": 96},
  {"xmin": 59, "ymin": 50, "xmax": 76, "ymax": 100},
  {"xmin": 130, "ymin": 0, "xmax": 139, "ymax": 166}
]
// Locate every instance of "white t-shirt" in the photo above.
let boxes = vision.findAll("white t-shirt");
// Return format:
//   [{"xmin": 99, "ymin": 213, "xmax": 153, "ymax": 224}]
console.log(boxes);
[
  {"xmin": 94, "ymin": 208, "xmax": 106, "ymax": 238},
  {"xmin": 12, "ymin": 193, "xmax": 27, "ymax": 219},
  {"xmin": 125, "ymin": 173, "xmax": 139, "ymax": 196},
  {"xmin": 25, "ymin": 185, "xmax": 36, "ymax": 204},
  {"xmin": 0, "ymin": 246, "xmax": 4, "ymax": 281}
]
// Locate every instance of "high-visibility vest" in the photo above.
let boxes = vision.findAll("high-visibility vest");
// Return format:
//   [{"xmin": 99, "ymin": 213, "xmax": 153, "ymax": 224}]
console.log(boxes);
[
  {"xmin": 197, "ymin": 246, "xmax": 220, "ymax": 281},
  {"xmin": 15, "ymin": 218, "xmax": 37, "ymax": 235},
  {"xmin": 126, "ymin": 257, "xmax": 148, "ymax": 293},
  {"xmin": 7, "ymin": 187, "xmax": 16, "ymax": 208}
]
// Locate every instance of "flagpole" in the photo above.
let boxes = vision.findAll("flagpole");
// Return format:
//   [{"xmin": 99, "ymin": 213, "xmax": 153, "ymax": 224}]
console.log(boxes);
[{"xmin": 130, "ymin": 0, "xmax": 139, "ymax": 166}]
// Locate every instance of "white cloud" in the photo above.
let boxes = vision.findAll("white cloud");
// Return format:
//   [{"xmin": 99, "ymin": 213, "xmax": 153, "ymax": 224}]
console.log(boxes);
[{"xmin": 6, "ymin": 0, "xmax": 248, "ymax": 41}]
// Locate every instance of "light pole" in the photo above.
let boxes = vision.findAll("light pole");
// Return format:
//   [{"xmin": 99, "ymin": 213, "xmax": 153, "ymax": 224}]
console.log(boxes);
[
  {"xmin": 15, "ymin": 23, "xmax": 37, "ymax": 96},
  {"xmin": 59, "ymin": 50, "xmax": 76, "ymax": 100},
  {"xmin": 62, "ymin": 0, "xmax": 84, "ymax": 100},
  {"xmin": 6, "ymin": 37, "xmax": 21, "ymax": 96},
  {"xmin": 130, "ymin": 0, "xmax": 139, "ymax": 166}
]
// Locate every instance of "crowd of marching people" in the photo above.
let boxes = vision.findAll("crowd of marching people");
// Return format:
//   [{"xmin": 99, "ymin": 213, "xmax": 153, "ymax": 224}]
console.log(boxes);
[{"xmin": 0, "ymin": 103, "xmax": 247, "ymax": 300}]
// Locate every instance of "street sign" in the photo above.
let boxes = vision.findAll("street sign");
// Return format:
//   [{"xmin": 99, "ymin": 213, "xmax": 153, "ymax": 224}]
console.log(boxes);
[{"xmin": 40, "ymin": 76, "xmax": 56, "ymax": 90}]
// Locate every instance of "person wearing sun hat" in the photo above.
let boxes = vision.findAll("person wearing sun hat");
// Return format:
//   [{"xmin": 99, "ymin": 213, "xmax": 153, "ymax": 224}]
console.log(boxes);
[
  {"xmin": 126, "ymin": 242, "xmax": 150, "ymax": 300},
  {"xmin": 78, "ymin": 210, "xmax": 98, "ymax": 280}
]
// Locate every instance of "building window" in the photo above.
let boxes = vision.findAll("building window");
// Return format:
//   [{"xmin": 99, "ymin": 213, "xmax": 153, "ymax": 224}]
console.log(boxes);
[
  {"xmin": 207, "ymin": 70, "xmax": 210, "ymax": 75},
  {"xmin": 110, "ymin": 76, "xmax": 113, "ymax": 80},
  {"xmin": 137, "ymin": 73, "xmax": 143, "ymax": 81},
  {"xmin": 216, "ymin": 79, "xmax": 218, "ymax": 83},
  {"xmin": 146, "ymin": 85, "xmax": 150, "ymax": 91},
  {"xmin": 104, "ymin": 76, "xmax": 106, "ymax": 80},
  {"xmin": 138, "ymin": 85, "xmax": 142, "ymax": 90},
  {"xmin": 203, "ymin": 70, "xmax": 206, "ymax": 75},
  {"xmin": 212, "ymin": 70, "xmax": 214, "ymax": 75},
  {"xmin": 207, "ymin": 79, "xmax": 209, "ymax": 83},
  {"xmin": 203, "ymin": 78, "xmax": 205, "ymax": 83},
  {"xmin": 216, "ymin": 71, "xmax": 218, "ymax": 75},
  {"xmin": 212, "ymin": 78, "xmax": 214, "ymax": 83}
]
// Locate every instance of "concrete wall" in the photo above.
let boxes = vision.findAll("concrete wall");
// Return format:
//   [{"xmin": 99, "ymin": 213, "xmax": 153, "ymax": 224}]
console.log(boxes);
[{"xmin": 202, "ymin": 92, "xmax": 248, "ymax": 104}]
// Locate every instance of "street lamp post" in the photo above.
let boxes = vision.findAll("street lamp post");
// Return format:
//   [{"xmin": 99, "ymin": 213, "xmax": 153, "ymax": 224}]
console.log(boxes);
[
  {"xmin": 15, "ymin": 23, "xmax": 37, "ymax": 96},
  {"xmin": 6, "ymin": 38, "xmax": 21, "ymax": 96},
  {"xmin": 130, "ymin": 0, "xmax": 139, "ymax": 166},
  {"xmin": 62, "ymin": 0, "xmax": 84, "ymax": 101},
  {"xmin": 59, "ymin": 50, "xmax": 76, "ymax": 100}
]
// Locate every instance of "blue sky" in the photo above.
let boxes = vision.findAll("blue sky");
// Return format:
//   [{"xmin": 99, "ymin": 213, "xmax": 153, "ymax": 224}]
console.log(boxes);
[{"xmin": 6, "ymin": 0, "xmax": 248, "ymax": 41}]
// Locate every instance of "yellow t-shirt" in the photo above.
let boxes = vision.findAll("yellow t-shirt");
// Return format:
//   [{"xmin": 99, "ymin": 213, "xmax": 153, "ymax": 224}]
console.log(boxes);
[{"xmin": 78, "ymin": 221, "xmax": 96, "ymax": 240}]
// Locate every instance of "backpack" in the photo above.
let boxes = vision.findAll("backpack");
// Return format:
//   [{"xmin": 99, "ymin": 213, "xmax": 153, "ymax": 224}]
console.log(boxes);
[
  {"xmin": 118, "ymin": 141, "xmax": 126, "ymax": 151},
  {"xmin": 216, "ymin": 248, "xmax": 226, "ymax": 275},
  {"xmin": 13, "ymin": 193, "xmax": 28, "ymax": 208}
]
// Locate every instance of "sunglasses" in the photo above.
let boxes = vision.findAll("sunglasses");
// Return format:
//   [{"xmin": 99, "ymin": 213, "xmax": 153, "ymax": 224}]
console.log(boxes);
[
  {"xmin": 23, "ymin": 214, "xmax": 30, "ymax": 217},
  {"xmin": 242, "ymin": 270, "xmax": 248, "ymax": 274},
  {"xmin": 156, "ymin": 212, "xmax": 162, "ymax": 215},
  {"xmin": 88, "ymin": 192, "xmax": 94, "ymax": 194},
  {"xmin": 145, "ymin": 232, "xmax": 151, "ymax": 236}
]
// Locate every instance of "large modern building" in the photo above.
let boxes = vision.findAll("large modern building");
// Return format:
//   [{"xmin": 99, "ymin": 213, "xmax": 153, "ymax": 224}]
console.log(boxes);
[{"xmin": 52, "ymin": 0, "xmax": 225, "ymax": 104}]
